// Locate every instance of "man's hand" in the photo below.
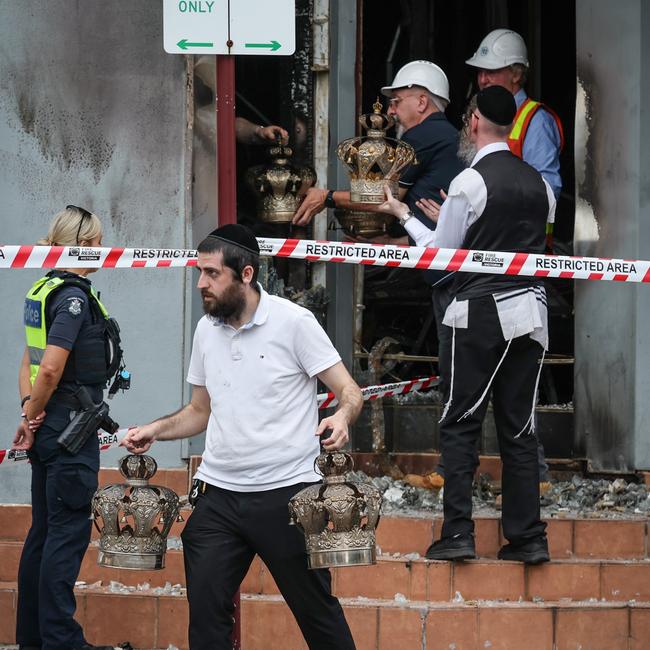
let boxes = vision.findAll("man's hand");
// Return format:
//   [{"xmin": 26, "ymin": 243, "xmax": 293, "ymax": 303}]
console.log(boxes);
[
  {"xmin": 316, "ymin": 411, "xmax": 350, "ymax": 451},
  {"xmin": 292, "ymin": 187, "xmax": 328, "ymax": 226},
  {"xmin": 416, "ymin": 190, "xmax": 447, "ymax": 224},
  {"xmin": 120, "ymin": 424, "xmax": 157, "ymax": 454},
  {"xmin": 315, "ymin": 362, "xmax": 363, "ymax": 452},
  {"xmin": 259, "ymin": 124, "xmax": 289, "ymax": 144},
  {"xmin": 12, "ymin": 419, "xmax": 35, "ymax": 451},
  {"xmin": 377, "ymin": 185, "xmax": 410, "ymax": 218}
]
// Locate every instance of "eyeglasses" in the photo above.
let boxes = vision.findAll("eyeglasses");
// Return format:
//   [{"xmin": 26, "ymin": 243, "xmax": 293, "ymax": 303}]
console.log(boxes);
[
  {"xmin": 67, "ymin": 204, "xmax": 92, "ymax": 244},
  {"xmin": 388, "ymin": 93, "xmax": 419, "ymax": 107}
]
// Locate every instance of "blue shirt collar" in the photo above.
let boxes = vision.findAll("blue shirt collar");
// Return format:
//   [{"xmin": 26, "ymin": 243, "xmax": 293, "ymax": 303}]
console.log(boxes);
[{"xmin": 513, "ymin": 88, "xmax": 528, "ymax": 109}]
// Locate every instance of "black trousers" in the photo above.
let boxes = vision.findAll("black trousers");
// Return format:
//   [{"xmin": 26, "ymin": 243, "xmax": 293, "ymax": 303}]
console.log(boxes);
[
  {"xmin": 433, "ymin": 285, "xmax": 550, "ymax": 482},
  {"xmin": 439, "ymin": 295, "xmax": 547, "ymax": 544},
  {"xmin": 16, "ymin": 402, "xmax": 99, "ymax": 650},
  {"xmin": 180, "ymin": 482, "xmax": 356, "ymax": 650},
  {"xmin": 432, "ymin": 283, "xmax": 455, "ymax": 399}
]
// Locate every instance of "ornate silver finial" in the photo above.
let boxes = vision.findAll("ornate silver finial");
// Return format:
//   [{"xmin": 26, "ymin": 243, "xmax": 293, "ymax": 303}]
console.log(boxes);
[
  {"xmin": 288, "ymin": 451, "xmax": 382, "ymax": 568},
  {"xmin": 92, "ymin": 455, "xmax": 182, "ymax": 570}
]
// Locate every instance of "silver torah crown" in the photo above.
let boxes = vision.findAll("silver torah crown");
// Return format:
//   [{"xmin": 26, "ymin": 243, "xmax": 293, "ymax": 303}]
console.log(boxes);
[
  {"xmin": 92, "ymin": 455, "xmax": 182, "ymax": 570},
  {"xmin": 288, "ymin": 451, "xmax": 382, "ymax": 569},
  {"xmin": 246, "ymin": 142, "xmax": 317, "ymax": 223}
]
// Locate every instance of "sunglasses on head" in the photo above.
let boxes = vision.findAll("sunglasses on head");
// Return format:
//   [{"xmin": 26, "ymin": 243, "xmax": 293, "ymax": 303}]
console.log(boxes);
[{"xmin": 67, "ymin": 204, "xmax": 92, "ymax": 244}]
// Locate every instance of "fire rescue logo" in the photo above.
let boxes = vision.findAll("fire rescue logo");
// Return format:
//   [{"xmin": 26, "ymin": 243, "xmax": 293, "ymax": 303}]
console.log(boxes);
[{"xmin": 472, "ymin": 252, "xmax": 504, "ymax": 268}]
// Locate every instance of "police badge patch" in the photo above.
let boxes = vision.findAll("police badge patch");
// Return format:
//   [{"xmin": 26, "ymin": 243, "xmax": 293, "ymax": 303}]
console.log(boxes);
[{"xmin": 67, "ymin": 297, "xmax": 83, "ymax": 317}]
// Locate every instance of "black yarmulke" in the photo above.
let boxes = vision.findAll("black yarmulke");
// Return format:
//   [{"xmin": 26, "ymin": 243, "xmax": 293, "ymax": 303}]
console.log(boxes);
[
  {"xmin": 476, "ymin": 85, "xmax": 517, "ymax": 126},
  {"xmin": 207, "ymin": 223, "xmax": 260, "ymax": 255}
]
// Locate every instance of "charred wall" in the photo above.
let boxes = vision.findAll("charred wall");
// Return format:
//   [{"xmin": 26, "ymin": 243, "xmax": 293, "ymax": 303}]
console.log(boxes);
[{"xmin": 574, "ymin": 0, "xmax": 650, "ymax": 470}]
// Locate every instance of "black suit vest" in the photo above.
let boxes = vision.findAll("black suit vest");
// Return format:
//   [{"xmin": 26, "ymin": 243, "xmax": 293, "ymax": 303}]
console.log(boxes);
[{"xmin": 453, "ymin": 150, "xmax": 549, "ymax": 300}]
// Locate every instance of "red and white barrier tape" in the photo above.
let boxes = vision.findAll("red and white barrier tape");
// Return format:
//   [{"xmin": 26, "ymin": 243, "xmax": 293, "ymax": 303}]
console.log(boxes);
[
  {"xmin": 1, "ymin": 239, "xmax": 648, "ymax": 283},
  {"xmin": 317, "ymin": 375, "xmax": 438, "ymax": 409},
  {"xmin": 0, "ymin": 376, "xmax": 438, "ymax": 467}
]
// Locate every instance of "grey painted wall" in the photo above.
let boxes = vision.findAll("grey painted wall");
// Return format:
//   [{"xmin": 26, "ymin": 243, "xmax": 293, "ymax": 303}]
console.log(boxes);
[
  {"xmin": 574, "ymin": 0, "xmax": 650, "ymax": 470},
  {"xmin": 0, "ymin": 1, "xmax": 192, "ymax": 502}
]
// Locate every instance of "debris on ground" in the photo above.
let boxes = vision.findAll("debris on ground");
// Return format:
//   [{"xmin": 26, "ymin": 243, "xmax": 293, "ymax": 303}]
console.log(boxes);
[{"xmin": 350, "ymin": 471, "xmax": 650, "ymax": 519}]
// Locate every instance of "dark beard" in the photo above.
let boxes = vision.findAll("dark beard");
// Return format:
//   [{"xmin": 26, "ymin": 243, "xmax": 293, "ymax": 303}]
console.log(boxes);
[
  {"xmin": 458, "ymin": 127, "xmax": 478, "ymax": 166},
  {"xmin": 202, "ymin": 282, "xmax": 246, "ymax": 321}
]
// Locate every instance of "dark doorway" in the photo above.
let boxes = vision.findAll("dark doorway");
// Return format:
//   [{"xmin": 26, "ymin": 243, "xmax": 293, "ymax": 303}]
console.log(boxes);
[{"xmin": 357, "ymin": 0, "xmax": 577, "ymax": 457}]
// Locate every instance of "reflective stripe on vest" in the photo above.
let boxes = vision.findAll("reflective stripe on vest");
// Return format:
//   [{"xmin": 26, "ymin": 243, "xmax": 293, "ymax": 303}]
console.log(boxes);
[
  {"xmin": 24, "ymin": 275, "xmax": 109, "ymax": 386},
  {"xmin": 507, "ymin": 98, "xmax": 565, "ymax": 159}
]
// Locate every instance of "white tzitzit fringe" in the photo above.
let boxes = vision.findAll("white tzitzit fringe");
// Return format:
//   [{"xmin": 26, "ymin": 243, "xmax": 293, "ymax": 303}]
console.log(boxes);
[
  {"xmin": 458, "ymin": 334, "xmax": 515, "ymax": 421},
  {"xmin": 438, "ymin": 325, "xmax": 456, "ymax": 423},
  {"xmin": 514, "ymin": 347, "xmax": 546, "ymax": 438}
]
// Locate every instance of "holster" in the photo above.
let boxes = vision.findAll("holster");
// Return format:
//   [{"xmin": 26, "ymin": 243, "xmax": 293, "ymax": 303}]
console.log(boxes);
[{"xmin": 57, "ymin": 385, "xmax": 119, "ymax": 455}]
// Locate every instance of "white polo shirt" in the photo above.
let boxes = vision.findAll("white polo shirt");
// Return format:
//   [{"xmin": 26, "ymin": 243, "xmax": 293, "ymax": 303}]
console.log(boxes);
[{"xmin": 187, "ymin": 286, "xmax": 341, "ymax": 491}]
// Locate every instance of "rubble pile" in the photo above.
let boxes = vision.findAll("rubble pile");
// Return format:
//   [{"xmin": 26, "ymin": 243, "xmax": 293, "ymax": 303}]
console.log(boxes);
[
  {"xmin": 540, "ymin": 475, "xmax": 650, "ymax": 517},
  {"xmin": 352, "ymin": 471, "xmax": 650, "ymax": 519}
]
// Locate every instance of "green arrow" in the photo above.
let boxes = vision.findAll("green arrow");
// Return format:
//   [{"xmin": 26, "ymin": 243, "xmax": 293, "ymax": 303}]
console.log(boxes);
[
  {"xmin": 177, "ymin": 39, "xmax": 213, "ymax": 50},
  {"xmin": 244, "ymin": 40, "xmax": 281, "ymax": 52}
]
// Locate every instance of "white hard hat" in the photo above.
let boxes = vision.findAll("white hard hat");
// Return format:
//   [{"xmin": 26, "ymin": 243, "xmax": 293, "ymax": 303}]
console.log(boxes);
[
  {"xmin": 381, "ymin": 60, "xmax": 450, "ymax": 103},
  {"xmin": 465, "ymin": 29, "xmax": 529, "ymax": 70}
]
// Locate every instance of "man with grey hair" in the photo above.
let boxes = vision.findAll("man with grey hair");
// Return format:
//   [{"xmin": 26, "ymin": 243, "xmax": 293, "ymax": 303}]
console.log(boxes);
[
  {"xmin": 292, "ymin": 60, "xmax": 463, "ymax": 228},
  {"xmin": 466, "ymin": 28, "xmax": 564, "ymax": 200}
]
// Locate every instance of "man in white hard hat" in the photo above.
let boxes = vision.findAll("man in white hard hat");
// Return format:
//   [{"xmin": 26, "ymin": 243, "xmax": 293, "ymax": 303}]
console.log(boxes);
[
  {"xmin": 292, "ymin": 60, "xmax": 463, "ymax": 230},
  {"xmin": 466, "ymin": 28, "xmax": 564, "ymax": 200},
  {"xmin": 293, "ymin": 62, "xmax": 463, "ymax": 430}
]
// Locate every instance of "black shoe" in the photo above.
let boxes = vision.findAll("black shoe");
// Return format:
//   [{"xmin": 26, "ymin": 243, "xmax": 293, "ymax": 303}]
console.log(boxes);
[
  {"xmin": 498, "ymin": 536, "xmax": 550, "ymax": 564},
  {"xmin": 425, "ymin": 533, "xmax": 476, "ymax": 560},
  {"xmin": 19, "ymin": 646, "xmax": 41, "ymax": 650}
]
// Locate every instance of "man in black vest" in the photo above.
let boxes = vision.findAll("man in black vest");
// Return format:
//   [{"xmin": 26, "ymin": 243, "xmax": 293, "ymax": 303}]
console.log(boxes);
[{"xmin": 380, "ymin": 85, "xmax": 554, "ymax": 564}]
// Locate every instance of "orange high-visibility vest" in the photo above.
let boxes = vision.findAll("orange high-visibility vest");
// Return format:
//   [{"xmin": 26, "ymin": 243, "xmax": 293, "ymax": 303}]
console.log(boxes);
[
  {"xmin": 507, "ymin": 98, "xmax": 565, "ymax": 159},
  {"xmin": 507, "ymin": 98, "xmax": 564, "ymax": 252}
]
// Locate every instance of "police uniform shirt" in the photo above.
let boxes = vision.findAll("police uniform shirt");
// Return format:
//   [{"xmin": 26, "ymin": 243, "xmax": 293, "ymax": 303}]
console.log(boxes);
[
  {"xmin": 47, "ymin": 282, "xmax": 91, "ymax": 352},
  {"xmin": 45, "ymin": 277, "xmax": 103, "ymax": 398},
  {"xmin": 30, "ymin": 275, "xmax": 102, "ymax": 463},
  {"xmin": 399, "ymin": 112, "xmax": 465, "ymax": 226}
]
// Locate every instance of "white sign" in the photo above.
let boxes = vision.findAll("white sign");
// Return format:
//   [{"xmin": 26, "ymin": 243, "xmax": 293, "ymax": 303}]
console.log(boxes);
[{"xmin": 163, "ymin": 0, "xmax": 296, "ymax": 55}]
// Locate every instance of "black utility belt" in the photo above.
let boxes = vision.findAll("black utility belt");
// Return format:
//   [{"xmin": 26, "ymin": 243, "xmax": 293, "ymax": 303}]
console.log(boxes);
[{"xmin": 50, "ymin": 391, "xmax": 83, "ymax": 410}]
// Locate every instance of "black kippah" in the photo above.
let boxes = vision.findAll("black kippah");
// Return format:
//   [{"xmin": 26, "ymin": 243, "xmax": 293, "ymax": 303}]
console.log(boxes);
[
  {"xmin": 207, "ymin": 223, "xmax": 260, "ymax": 255},
  {"xmin": 476, "ymin": 85, "xmax": 517, "ymax": 126}
]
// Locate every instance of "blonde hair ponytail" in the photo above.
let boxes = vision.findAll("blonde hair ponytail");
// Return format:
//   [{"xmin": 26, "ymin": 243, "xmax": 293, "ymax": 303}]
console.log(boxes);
[{"xmin": 38, "ymin": 206, "xmax": 102, "ymax": 246}]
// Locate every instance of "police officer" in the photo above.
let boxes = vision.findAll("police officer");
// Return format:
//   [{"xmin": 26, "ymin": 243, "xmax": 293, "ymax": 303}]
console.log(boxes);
[{"xmin": 12, "ymin": 206, "xmax": 122, "ymax": 650}]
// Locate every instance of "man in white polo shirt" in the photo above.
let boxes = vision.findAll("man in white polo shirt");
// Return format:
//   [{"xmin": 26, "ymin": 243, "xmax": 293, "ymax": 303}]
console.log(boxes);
[{"xmin": 122, "ymin": 224, "xmax": 362, "ymax": 650}]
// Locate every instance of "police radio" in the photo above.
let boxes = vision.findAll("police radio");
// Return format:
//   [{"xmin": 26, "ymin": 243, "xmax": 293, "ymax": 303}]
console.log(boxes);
[
  {"xmin": 108, "ymin": 367, "xmax": 131, "ymax": 399},
  {"xmin": 105, "ymin": 315, "xmax": 131, "ymax": 399}
]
